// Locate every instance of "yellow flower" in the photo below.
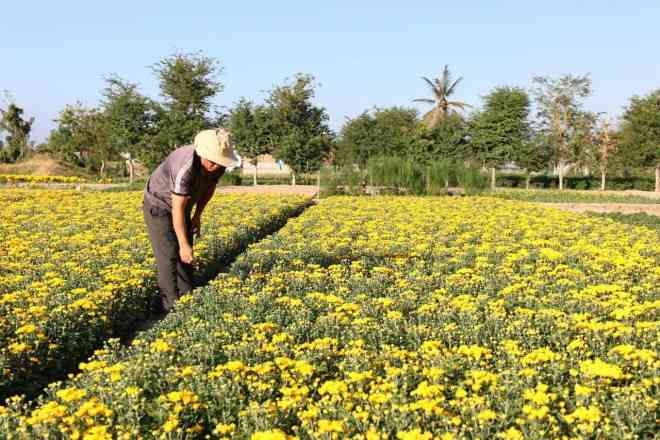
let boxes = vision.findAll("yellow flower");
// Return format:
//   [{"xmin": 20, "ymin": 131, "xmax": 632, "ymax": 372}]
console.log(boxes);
[
  {"xmin": 150, "ymin": 339, "xmax": 172, "ymax": 353},
  {"xmin": 579, "ymin": 359, "xmax": 623, "ymax": 380},
  {"xmin": 565, "ymin": 405, "xmax": 602, "ymax": 424},
  {"xmin": 574, "ymin": 384, "xmax": 594, "ymax": 396},
  {"xmin": 15, "ymin": 324, "xmax": 37, "ymax": 335},
  {"xmin": 251, "ymin": 429, "xmax": 290, "ymax": 440},
  {"xmin": 317, "ymin": 419, "xmax": 344, "ymax": 434},
  {"xmin": 499, "ymin": 427, "xmax": 524, "ymax": 440},
  {"xmin": 125, "ymin": 387, "xmax": 141, "ymax": 397},
  {"xmin": 162, "ymin": 415, "xmax": 179, "ymax": 433},
  {"xmin": 82, "ymin": 425, "xmax": 112, "ymax": 440},
  {"xmin": 396, "ymin": 428, "xmax": 433, "ymax": 440},
  {"xmin": 477, "ymin": 409, "xmax": 497, "ymax": 424},
  {"xmin": 214, "ymin": 423, "xmax": 236, "ymax": 435},
  {"xmin": 56, "ymin": 387, "xmax": 87, "ymax": 402},
  {"xmin": 521, "ymin": 347, "xmax": 559, "ymax": 365},
  {"xmin": 8, "ymin": 342, "xmax": 28, "ymax": 353},
  {"xmin": 318, "ymin": 380, "xmax": 348, "ymax": 396}
]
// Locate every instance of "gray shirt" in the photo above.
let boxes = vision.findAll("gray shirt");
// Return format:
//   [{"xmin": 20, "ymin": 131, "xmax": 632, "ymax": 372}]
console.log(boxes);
[{"xmin": 143, "ymin": 145, "xmax": 223, "ymax": 213}]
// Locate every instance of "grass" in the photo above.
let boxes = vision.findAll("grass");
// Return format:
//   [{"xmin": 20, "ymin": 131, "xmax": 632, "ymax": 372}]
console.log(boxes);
[{"xmin": 491, "ymin": 188, "xmax": 660, "ymax": 204}]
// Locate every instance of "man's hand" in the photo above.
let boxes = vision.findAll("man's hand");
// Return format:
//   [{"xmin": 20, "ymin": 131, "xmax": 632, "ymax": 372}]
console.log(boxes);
[
  {"xmin": 179, "ymin": 244, "xmax": 194, "ymax": 264},
  {"xmin": 191, "ymin": 215, "xmax": 201, "ymax": 238}
]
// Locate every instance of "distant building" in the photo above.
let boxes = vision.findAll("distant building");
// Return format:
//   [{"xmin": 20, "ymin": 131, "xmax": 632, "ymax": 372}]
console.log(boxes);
[{"xmin": 240, "ymin": 154, "xmax": 291, "ymax": 176}]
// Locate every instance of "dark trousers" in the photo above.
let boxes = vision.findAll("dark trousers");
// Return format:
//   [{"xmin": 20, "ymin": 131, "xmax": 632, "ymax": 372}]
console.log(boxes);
[{"xmin": 143, "ymin": 203, "xmax": 194, "ymax": 312}]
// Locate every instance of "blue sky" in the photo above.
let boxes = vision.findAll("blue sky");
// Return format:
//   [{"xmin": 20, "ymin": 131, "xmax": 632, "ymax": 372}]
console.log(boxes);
[{"xmin": 2, "ymin": 1, "xmax": 659, "ymax": 142}]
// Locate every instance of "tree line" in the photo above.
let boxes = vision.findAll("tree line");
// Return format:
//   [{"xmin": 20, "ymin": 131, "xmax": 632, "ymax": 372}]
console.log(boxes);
[
  {"xmin": 336, "ymin": 67, "xmax": 659, "ymax": 192},
  {"xmin": 1, "ymin": 56, "xmax": 658, "ymax": 191}
]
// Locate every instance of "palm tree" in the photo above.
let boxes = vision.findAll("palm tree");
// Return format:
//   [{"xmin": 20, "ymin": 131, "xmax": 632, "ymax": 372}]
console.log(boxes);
[{"xmin": 413, "ymin": 65, "xmax": 471, "ymax": 128}]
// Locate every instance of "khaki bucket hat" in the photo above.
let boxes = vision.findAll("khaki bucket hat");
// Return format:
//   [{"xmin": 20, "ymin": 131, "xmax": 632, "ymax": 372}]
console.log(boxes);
[{"xmin": 194, "ymin": 128, "xmax": 241, "ymax": 168}]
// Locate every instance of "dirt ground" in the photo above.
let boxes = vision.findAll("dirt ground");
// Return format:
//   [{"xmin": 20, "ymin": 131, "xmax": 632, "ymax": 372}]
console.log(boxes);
[
  {"xmin": 541, "ymin": 189, "xmax": 660, "ymax": 200},
  {"xmin": 0, "ymin": 154, "xmax": 73, "ymax": 176},
  {"xmin": 217, "ymin": 185, "xmax": 318, "ymax": 197},
  {"xmin": 539, "ymin": 203, "xmax": 660, "ymax": 216}
]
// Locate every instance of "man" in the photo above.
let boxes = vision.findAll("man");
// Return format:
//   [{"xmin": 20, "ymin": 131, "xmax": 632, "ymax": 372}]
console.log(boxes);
[{"xmin": 143, "ymin": 128, "xmax": 240, "ymax": 313}]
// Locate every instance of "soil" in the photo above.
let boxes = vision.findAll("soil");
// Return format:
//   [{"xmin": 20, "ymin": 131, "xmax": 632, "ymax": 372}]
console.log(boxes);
[
  {"xmin": 217, "ymin": 185, "xmax": 319, "ymax": 197},
  {"xmin": 0, "ymin": 154, "xmax": 74, "ymax": 176},
  {"xmin": 540, "ymin": 203, "xmax": 660, "ymax": 216}
]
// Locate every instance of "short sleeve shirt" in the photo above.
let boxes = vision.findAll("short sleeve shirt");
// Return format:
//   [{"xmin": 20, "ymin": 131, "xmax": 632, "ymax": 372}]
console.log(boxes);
[{"xmin": 143, "ymin": 145, "xmax": 223, "ymax": 212}]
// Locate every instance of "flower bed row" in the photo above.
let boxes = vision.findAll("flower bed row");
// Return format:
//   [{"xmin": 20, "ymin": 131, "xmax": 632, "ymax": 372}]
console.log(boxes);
[
  {"xmin": 0, "ymin": 190, "xmax": 310, "ymax": 399},
  {"xmin": 0, "ymin": 175, "xmax": 87, "ymax": 184},
  {"xmin": 1, "ymin": 197, "xmax": 658, "ymax": 439}
]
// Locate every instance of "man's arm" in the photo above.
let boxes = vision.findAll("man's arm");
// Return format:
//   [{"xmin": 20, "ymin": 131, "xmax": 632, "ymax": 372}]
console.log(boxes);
[
  {"xmin": 193, "ymin": 184, "xmax": 216, "ymax": 221},
  {"xmin": 172, "ymin": 194, "xmax": 194, "ymax": 264}
]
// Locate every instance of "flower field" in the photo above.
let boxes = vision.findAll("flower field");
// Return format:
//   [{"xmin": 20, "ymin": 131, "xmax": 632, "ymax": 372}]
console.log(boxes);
[
  {"xmin": 1, "ymin": 196, "xmax": 658, "ymax": 439},
  {"xmin": 0, "ymin": 190, "xmax": 310, "ymax": 399}
]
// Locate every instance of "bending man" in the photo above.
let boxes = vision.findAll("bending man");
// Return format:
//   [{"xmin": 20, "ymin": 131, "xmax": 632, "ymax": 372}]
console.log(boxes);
[{"xmin": 143, "ymin": 128, "xmax": 239, "ymax": 313}]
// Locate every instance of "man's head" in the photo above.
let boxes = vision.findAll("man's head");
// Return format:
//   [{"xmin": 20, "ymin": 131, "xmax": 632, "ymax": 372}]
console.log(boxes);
[{"xmin": 193, "ymin": 128, "xmax": 240, "ymax": 173}]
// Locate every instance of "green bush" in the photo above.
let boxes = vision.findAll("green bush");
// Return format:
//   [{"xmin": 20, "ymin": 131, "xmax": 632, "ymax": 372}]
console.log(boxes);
[
  {"xmin": 320, "ymin": 165, "xmax": 365, "ymax": 196},
  {"xmin": 495, "ymin": 174, "xmax": 655, "ymax": 191},
  {"xmin": 216, "ymin": 172, "xmax": 318, "ymax": 186},
  {"xmin": 426, "ymin": 160, "xmax": 454, "ymax": 194},
  {"xmin": 456, "ymin": 165, "xmax": 489, "ymax": 194},
  {"xmin": 218, "ymin": 169, "xmax": 243, "ymax": 186}
]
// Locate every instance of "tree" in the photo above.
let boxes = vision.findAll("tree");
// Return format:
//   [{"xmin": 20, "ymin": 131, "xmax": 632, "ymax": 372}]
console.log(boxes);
[
  {"xmin": 589, "ymin": 118, "xmax": 617, "ymax": 191},
  {"xmin": 620, "ymin": 89, "xmax": 660, "ymax": 192},
  {"xmin": 413, "ymin": 65, "xmax": 471, "ymax": 128},
  {"xmin": 101, "ymin": 76, "xmax": 157, "ymax": 181},
  {"xmin": 229, "ymin": 99, "xmax": 275, "ymax": 185},
  {"xmin": 470, "ymin": 86, "xmax": 532, "ymax": 188},
  {"xmin": 414, "ymin": 113, "xmax": 469, "ymax": 164},
  {"xmin": 267, "ymin": 74, "xmax": 333, "ymax": 185},
  {"xmin": 336, "ymin": 107, "xmax": 419, "ymax": 167},
  {"xmin": 515, "ymin": 128, "xmax": 553, "ymax": 189},
  {"xmin": 0, "ymin": 103, "xmax": 34, "ymax": 163},
  {"xmin": 149, "ymin": 51, "xmax": 223, "ymax": 168},
  {"xmin": 531, "ymin": 74, "xmax": 592, "ymax": 190},
  {"xmin": 46, "ymin": 103, "xmax": 110, "ymax": 172}
]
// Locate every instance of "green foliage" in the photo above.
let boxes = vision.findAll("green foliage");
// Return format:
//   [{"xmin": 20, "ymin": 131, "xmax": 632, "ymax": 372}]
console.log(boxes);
[
  {"xmin": 101, "ymin": 76, "xmax": 158, "ymax": 164},
  {"xmin": 217, "ymin": 169, "xmax": 243, "ymax": 186},
  {"xmin": 495, "ymin": 173, "xmax": 655, "ymax": 191},
  {"xmin": 320, "ymin": 165, "xmax": 366, "ymax": 196},
  {"xmin": 426, "ymin": 159, "xmax": 454, "ymax": 194},
  {"xmin": 0, "ymin": 103, "xmax": 34, "ymax": 163},
  {"xmin": 365, "ymin": 155, "xmax": 486, "ymax": 195},
  {"xmin": 455, "ymin": 165, "xmax": 490, "ymax": 194},
  {"xmin": 45, "ymin": 103, "xmax": 110, "ymax": 170},
  {"xmin": 530, "ymin": 74, "xmax": 592, "ymax": 169},
  {"xmin": 516, "ymin": 132, "xmax": 553, "ymax": 176},
  {"xmin": 267, "ymin": 74, "xmax": 333, "ymax": 177},
  {"xmin": 336, "ymin": 107, "xmax": 420, "ymax": 166},
  {"xmin": 619, "ymin": 89, "xmax": 660, "ymax": 190},
  {"xmin": 414, "ymin": 65, "xmax": 471, "ymax": 128},
  {"xmin": 43, "ymin": 52, "xmax": 223, "ymax": 172},
  {"xmin": 414, "ymin": 113, "xmax": 469, "ymax": 164},
  {"xmin": 146, "ymin": 51, "xmax": 224, "ymax": 168},
  {"xmin": 229, "ymin": 99, "xmax": 274, "ymax": 169},
  {"xmin": 470, "ymin": 86, "xmax": 532, "ymax": 168},
  {"xmin": 150, "ymin": 51, "xmax": 222, "ymax": 117}
]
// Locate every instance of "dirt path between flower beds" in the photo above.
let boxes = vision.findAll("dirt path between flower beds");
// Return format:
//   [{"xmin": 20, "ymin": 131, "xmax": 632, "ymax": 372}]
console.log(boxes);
[{"xmin": 539, "ymin": 203, "xmax": 660, "ymax": 216}]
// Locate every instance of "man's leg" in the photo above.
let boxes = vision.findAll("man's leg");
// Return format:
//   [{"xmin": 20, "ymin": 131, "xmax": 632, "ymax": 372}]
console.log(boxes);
[
  {"xmin": 175, "ymin": 221, "xmax": 195, "ymax": 295},
  {"xmin": 143, "ymin": 204, "xmax": 180, "ymax": 312}
]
